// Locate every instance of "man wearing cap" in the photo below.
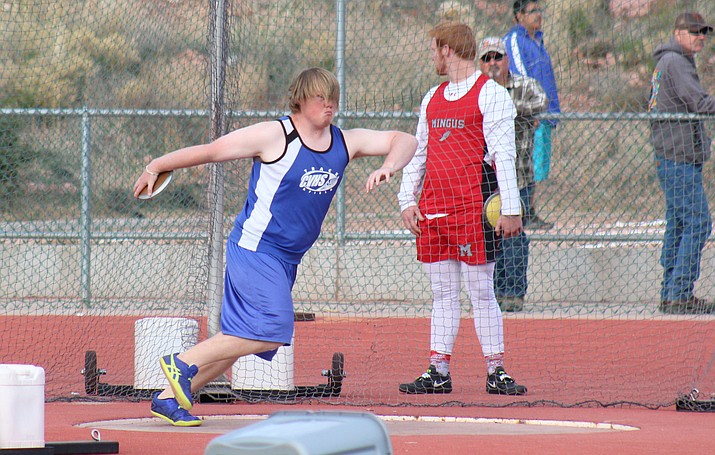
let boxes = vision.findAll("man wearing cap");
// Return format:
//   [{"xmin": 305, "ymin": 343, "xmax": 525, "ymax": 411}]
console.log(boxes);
[
  {"xmin": 503, "ymin": 0, "xmax": 559, "ymax": 230},
  {"xmin": 478, "ymin": 36, "xmax": 549, "ymax": 313},
  {"xmin": 648, "ymin": 12, "xmax": 715, "ymax": 315},
  {"xmin": 397, "ymin": 21, "xmax": 527, "ymax": 396}
]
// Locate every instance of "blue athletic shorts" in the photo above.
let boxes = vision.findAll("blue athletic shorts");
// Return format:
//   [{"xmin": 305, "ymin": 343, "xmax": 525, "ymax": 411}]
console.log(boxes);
[{"xmin": 220, "ymin": 241, "xmax": 297, "ymax": 361}]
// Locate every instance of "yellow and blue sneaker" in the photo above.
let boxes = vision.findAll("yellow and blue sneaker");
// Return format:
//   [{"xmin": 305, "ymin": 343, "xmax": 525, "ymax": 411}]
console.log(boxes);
[
  {"xmin": 150, "ymin": 392, "xmax": 202, "ymax": 427},
  {"xmin": 160, "ymin": 353, "xmax": 198, "ymax": 410}
]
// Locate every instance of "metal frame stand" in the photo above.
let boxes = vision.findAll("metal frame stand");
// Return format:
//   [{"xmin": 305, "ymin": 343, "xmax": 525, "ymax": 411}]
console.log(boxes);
[{"xmin": 82, "ymin": 350, "xmax": 346, "ymax": 402}]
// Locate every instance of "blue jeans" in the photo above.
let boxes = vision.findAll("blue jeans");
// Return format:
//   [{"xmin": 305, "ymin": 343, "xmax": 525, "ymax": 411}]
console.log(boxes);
[
  {"xmin": 656, "ymin": 158, "xmax": 712, "ymax": 302},
  {"xmin": 494, "ymin": 187, "xmax": 530, "ymax": 298},
  {"xmin": 522, "ymin": 182, "xmax": 534, "ymax": 217}
]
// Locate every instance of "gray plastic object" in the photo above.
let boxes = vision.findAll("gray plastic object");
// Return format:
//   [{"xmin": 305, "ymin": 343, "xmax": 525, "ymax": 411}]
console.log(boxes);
[{"xmin": 204, "ymin": 410, "xmax": 393, "ymax": 455}]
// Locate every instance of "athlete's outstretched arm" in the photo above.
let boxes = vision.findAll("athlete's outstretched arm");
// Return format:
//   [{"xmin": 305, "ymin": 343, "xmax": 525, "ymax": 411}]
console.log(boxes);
[
  {"xmin": 343, "ymin": 129, "xmax": 417, "ymax": 192},
  {"xmin": 133, "ymin": 121, "xmax": 284, "ymax": 198}
]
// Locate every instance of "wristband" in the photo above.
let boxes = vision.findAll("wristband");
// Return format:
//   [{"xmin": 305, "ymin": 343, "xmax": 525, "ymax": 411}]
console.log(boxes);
[{"xmin": 145, "ymin": 166, "xmax": 160, "ymax": 176}]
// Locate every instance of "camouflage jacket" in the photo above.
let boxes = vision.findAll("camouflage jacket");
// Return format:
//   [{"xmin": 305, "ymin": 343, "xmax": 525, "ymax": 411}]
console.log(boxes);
[{"xmin": 505, "ymin": 73, "xmax": 549, "ymax": 189}]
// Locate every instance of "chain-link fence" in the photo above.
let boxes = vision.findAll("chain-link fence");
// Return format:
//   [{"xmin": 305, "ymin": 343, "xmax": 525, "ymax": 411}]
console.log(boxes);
[{"xmin": 2, "ymin": 0, "xmax": 714, "ymax": 408}]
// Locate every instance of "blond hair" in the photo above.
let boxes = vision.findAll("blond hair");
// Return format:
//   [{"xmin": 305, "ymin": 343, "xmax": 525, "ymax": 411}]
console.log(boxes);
[
  {"xmin": 288, "ymin": 67, "xmax": 340, "ymax": 114},
  {"xmin": 429, "ymin": 21, "xmax": 477, "ymax": 61}
]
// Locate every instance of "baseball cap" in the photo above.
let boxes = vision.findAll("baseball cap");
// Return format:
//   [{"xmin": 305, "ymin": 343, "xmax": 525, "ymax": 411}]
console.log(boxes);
[
  {"xmin": 674, "ymin": 12, "xmax": 713, "ymax": 34},
  {"xmin": 478, "ymin": 37, "xmax": 506, "ymax": 60}
]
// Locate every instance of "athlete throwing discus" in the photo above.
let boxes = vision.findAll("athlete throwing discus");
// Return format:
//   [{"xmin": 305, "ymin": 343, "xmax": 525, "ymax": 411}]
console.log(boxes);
[
  {"xmin": 397, "ymin": 22, "xmax": 526, "ymax": 396},
  {"xmin": 133, "ymin": 67, "xmax": 417, "ymax": 427}
]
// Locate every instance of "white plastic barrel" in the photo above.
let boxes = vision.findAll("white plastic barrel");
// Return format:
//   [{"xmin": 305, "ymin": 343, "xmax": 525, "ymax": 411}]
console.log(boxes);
[
  {"xmin": 0, "ymin": 364, "xmax": 45, "ymax": 449},
  {"xmin": 134, "ymin": 317, "xmax": 199, "ymax": 389},
  {"xmin": 231, "ymin": 337, "xmax": 294, "ymax": 391}
]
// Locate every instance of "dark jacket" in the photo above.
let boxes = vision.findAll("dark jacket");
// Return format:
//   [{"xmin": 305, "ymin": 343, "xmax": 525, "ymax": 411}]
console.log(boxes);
[
  {"xmin": 648, "ymin": 38, "xmax": 715, "ymax": 164},
  {"xmin": 507, "ymin": 73, "xmax": 548, "ymax": 189}
]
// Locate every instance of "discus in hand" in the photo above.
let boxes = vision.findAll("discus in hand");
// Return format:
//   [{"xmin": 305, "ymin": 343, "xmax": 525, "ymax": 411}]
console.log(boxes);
[
  {"xmin": 483, "ymin": 192, "xmax": 523, "ymax": 228},
  {"xmin": 138, "ymin": 171, "xmax": 173, "ymax": 200}
]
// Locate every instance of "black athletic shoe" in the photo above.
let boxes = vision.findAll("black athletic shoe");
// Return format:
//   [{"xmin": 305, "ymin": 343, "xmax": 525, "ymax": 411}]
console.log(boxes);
[
  {"xmin": 486, "ymin": 367, "xmax": 527, "ymax": 395},
  {"xmin": 659, "ymin": 297, "xmax": 715, "ymax": 315},
  {"xmin": 523, "ymin": 215, "xmax": 553, "ymax": 230},
  {"xmin": 399, "ymin": 365, "xmax": 452, "ymax": 394},
  {"xmin": 498, "ymin": 296, "xmax": 525, "ymax": 312}
]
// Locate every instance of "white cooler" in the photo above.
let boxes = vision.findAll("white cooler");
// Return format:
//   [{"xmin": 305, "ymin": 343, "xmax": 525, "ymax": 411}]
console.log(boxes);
[{"xmin": 0, "ymin": 364, "xmax": 45, "ymax": 449}]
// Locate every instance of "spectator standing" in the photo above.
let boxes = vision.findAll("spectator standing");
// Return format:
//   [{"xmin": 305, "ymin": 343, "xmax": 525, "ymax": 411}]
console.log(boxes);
[
  {"xmin": 397, "ymin": 22, "xmax": 526, "ymax": 396},
  {"xmin": 478, "ymin": 36, "xmax": 548, "ymax": 312},
  {"xmin": 503, "ymin": 0, "xmax": 559, "ymax": 229},
  {"xmin": 648, "ymin": 12, "xmax": 715, "ymax": 315}
]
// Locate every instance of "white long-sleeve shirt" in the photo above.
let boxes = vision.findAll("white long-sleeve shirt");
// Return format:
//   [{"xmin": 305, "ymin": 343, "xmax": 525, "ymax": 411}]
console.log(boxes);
[{"xmin": 398, "ymin": 70, "xmax": 520, "ymax": 216}]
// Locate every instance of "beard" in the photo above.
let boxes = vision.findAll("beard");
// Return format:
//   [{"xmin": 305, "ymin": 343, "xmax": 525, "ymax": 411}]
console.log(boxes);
[
  {"xmin": 486, "ymin": 66, "xmax": 502, "ymax": 80},
  {"xmin": 434, "ymin": 56, "xmax": 447, "ymax": 76}
]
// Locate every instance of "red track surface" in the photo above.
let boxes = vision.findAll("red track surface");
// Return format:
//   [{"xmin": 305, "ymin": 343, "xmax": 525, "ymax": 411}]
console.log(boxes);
[
  {"xmin": 44, "ymin": 401, "xmax": 714, "ymax": 454},
  {"xmin": 4, "ymin": 315, "xmax": 714, "ymax": 453},
  {"xmin": 4, "ymin": 315, "xmax": 714, "ymax": 407}
]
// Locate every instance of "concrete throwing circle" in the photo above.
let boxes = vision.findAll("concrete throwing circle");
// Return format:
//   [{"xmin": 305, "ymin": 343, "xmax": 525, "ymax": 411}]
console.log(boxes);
[{"xmin": 79, "ymin": 414, "xmax": 639, "ymax": 436}]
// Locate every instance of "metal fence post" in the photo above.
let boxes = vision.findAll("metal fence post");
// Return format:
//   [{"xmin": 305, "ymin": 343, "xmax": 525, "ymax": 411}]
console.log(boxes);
[
  {"xmin": 80, "ymin": 107, "xmax": 92, "ymax": 308},
  {"xmin": 207, "ymin": 0, "xmax": 229, "ymax": 337},
  {"xmin": 335, "ymin": 0, "xmax": 346, "ymax": 246}
]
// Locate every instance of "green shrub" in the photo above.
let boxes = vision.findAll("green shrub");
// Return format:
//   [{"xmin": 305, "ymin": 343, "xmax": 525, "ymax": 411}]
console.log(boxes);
[
  {"xmin": 567, "ymin": 7, "xmax": 594, "ymax": 47},
  {"xmin": 616, "ymin": 37, "xmax": 647, "ymax": 69},
  {"xmin": 0, "ymin": 117, "xmax": 37, "ymax": 205}
]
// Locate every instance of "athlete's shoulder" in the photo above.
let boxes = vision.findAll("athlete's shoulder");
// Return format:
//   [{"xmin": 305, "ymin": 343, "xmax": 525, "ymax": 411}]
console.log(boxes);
[
  {"xmin": 239, "ymin": 118, "xmax": 285, "ymax": 136},
  {"xmin": 418, "ymin": 84, "xmax": 442, "ymax": 108},
  {"xmin": 426, "ymin": 83, "xmax": 444, "ymax": 97},
  {"xmin": 480, "ymin": 77, "xmax": 505, "ymax": 93}
]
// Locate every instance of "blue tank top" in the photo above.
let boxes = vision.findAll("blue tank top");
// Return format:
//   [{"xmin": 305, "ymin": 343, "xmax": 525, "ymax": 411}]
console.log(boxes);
[{"xmin": 228, "ymin": 116, "xmax": 349, "ymax": 263}]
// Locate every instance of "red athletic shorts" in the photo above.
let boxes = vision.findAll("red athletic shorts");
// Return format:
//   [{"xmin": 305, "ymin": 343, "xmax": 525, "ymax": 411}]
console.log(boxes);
[{"xmin": 416, "ymin": 212, "xmax": 498, "ymax": 265}]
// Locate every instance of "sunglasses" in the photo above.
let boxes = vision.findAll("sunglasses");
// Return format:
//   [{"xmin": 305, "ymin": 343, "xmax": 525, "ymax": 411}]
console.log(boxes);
[
  {"xmin": 688, "ymin": 29, "xmax": 709, "ymax": 36},
  {"xmin": 480, "ymin": 53, "xmax": 504, "ymax": 63}
]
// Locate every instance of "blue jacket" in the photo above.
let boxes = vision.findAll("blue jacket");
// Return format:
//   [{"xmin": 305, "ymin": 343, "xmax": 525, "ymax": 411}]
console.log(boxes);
[{"xmin": 503, "ymin": 24, "xmax": 560, "ymax": 126}]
